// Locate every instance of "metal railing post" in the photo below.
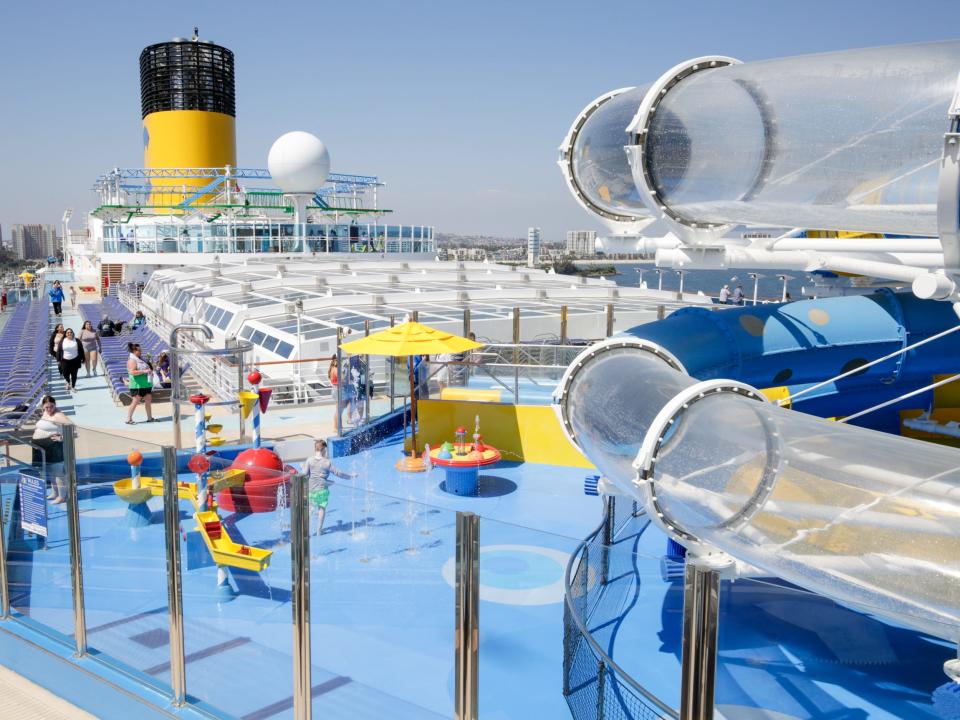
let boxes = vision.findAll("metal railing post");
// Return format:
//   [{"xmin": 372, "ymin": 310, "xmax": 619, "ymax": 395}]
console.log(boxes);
[
  {"xmin": 389, "ymin": 316, "xmax": 396, "ymax": 412},
  {"xmin": 62, "ymin": 426, "xmax": 86, "ymax": 656},
  {"xmin": 455, "ymin": 511, "xmax": 479, "ymax": 720},
  {"xmin": 364, "ymin": 320, "xmax": 371, "ymax": 424},
  {"xmin": 657, "ymin": 304, "xmax": 666, "ymax": 321},
  {"xmin": 236, "ymin": 342, "xmax": 246, "ymax": 443},
  {"xmin": 290, "ymin": 472, "xmax": 312, "ymax": 720},
  {"xmin": 0, "ymin": 468, "xmax": 8, "ymax": 618},
  {"xmin": 335, "ymin": 329, "xmax": 343, "ymax": 437},
  {"xmin": 596, "ymin": 660, "xmax": 607, "ymax": 718},
  {"xmin": 605, "ymin": 304, "xmax": 614, "ymax": 338},
  {"xmin": 171, "ymin": 349, "xmax": 182, "ymax": 449},
  {"xmin": 560, "ymin": 305, "xmax": 568, "ymax": 344},
  {"xmin": 512, "ymin": 308, "xmax": 520, "ymax": 404},
  {"xmin": 600, "ymin": 496, "xmax": 615, "ymax": 586},
  {"xmin": 162, "ymin": 446, "xmax": 186, "ymax": 705},
  {"xmin": 679, "ymin": 558, "xmax": 722, "ymax": 720},
  {"xmin": 462, "ymin": 307, "xmax": 471, "ymax": 339}
]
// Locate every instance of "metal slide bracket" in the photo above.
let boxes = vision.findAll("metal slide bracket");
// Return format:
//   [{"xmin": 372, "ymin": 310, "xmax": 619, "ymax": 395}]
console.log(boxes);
[
  {"xmin": 625, "ymin": 56, "xmax": 741, "ymax": 245},
  {"xmin": 551, "ymin": 336, "xmax": 686, "ymax": 454},
  {"xmin": 632, "ymin": 378, "xmax": 780, "ymax": 553}
]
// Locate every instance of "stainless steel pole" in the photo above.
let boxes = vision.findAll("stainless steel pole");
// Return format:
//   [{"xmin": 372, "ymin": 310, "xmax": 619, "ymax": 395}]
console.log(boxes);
[
  {"xmin": 290, "ymin": 472, "xmax": 312, "ymax": 720},
  {"xmin": 512, "ymin": 308, "xmax": 520, "ymax": 404},
  {"xmin": 455, "ymin": 511, "xmax": 479, "ymax": 720},
  {"xmin": 335, "ymin": 329, "xmax": 343, "ymax": 437},
  {"xmin": 657, "ymin": 304, "xmax": 666, "ymax": 321},
  {"xmin": 605, "ymin": 304, "xmax": 614, "ymax": 338},
  {"xmin": 62, "ymin": 426, "xmax": 86, "ymax": 656},
  {"xmin": 389, "ymin": 316, "xmax": 396, "ymax": 413},
  {"xmin": 364, "ymin": 320, "xmax": 371, "ymax": 424},
  {"xmin": 679, "ymin": 558, "xmax": 722, "ymax": 720},
  {"xmin": 161, "ymin": 446, "xmax": 186, "ymax": 706},
  {"xmin": 171, "ymin": 349, "xmax": 182, "ymax": 449},
  {"xmin": 237, "ymin": 344, "xmax": 246, "ymax": 443},
  {"xmin": 560, "ymin": 306, "xmax": 568, "ymax": 344},
  {"xmin": 0, "ymin": 468, "xmax": 8, "ymax": 618}
]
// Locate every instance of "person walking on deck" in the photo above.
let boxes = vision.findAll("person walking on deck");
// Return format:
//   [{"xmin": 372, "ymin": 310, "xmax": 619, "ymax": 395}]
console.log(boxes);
[
  {"xmin": 79, "ymin": 320, "xmax": 101, "ymax": 377},
  {"xmin": 126, "ymin": 342, "xmax": 155, "ymax": 424},
  {"xmin": 48, "ymin": 281, "xmax": 64, "ymax": 316},
  {"xmin": 1, "ymin": 288, "xmax": 7, "ymax": 313},
  {"xmin": 57, "ymin": 328, "xmax": 85, "ymax": 393},
  {"xmin": 69, "ymin": 286, "xmax": 77, "ymax": 309}
]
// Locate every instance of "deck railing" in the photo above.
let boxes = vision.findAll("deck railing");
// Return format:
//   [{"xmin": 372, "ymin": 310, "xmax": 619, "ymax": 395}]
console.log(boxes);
[{"xmin": 564, "ymin": 496, "xmax": 679, "ymax": 720}]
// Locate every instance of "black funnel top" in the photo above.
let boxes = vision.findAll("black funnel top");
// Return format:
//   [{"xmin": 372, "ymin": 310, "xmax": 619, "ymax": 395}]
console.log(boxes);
[{"xmin": 139, "ymin": 40, "xmax": 235, "ymax": 118}]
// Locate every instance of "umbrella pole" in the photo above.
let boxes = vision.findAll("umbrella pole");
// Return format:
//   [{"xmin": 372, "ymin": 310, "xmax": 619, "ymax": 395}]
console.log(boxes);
[{"xmin": 408, "ymin": 356, "xmax": 419, "ymax": 456}]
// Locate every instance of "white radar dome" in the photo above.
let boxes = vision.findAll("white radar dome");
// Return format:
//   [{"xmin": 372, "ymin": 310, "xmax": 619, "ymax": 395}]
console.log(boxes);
[{"xmin": 267, "ymin": 131, "xmax": 330, "ymax": 193}]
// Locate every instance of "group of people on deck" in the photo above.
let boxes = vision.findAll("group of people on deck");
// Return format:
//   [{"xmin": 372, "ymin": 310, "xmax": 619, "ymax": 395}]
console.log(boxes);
[{"xmin": 719, "ymin": 284, "xmax": 746, "ymax": 305}]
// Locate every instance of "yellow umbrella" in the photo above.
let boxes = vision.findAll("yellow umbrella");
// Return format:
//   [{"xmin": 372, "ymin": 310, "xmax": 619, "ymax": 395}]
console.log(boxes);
[
  {"xmin": 340, "ymin": 321, "xmax": 481, "ymax": 356},
  {"xmin": 341, "ymin": 322, "xmax": 483, "ymax": 465},
  {"xmin": 19, "ymin": 271, "xmax": 34, "ymax": 285}
]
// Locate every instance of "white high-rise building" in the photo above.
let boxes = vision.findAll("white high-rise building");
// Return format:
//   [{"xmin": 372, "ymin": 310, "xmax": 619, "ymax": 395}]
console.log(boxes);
[
  {"xmin": 566, "ymin": 230, "xmax": 597, "ymax": 257},
  {"xmin": 527, "ymin": 227, "xmax": 541, "ymax": 268}
]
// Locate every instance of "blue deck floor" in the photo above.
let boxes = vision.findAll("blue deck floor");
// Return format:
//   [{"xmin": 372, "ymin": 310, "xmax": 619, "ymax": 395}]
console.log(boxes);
[{"xmin": 5, "ymin": 435, "xmax": 954, "ymax": 719}]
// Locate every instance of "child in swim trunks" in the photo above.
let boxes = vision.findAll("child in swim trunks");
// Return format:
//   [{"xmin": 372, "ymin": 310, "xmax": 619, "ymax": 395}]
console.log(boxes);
[{"xmin": 302, "ymin": 439, "xmax": 357, "ymax": 535}]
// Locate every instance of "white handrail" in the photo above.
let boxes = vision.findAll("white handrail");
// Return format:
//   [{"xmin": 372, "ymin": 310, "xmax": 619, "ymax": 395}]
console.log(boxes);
[
  {"xmin": 837, "ymin": 372, "xmax": 960, "ymax": 424},
  {"xmin": 779, "ymin": 323, "xmax": 960, "ymax": 406}
]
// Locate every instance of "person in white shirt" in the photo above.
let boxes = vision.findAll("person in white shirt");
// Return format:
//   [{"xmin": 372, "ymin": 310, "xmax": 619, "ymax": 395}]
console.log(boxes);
[
  {"xmin": 56, "ymin": 328, "xmax": 85, "ymax": 393},
  {"xmin": 719, "ymin": 285, "xmax": 730, "ymax": 304},
  {"xmin": 32, "ymin": 395, "xmax": 70, "ymax": 504},
  {"xmin": 302, "ymin": 439, "xmax": 356, "ymax": 535}
]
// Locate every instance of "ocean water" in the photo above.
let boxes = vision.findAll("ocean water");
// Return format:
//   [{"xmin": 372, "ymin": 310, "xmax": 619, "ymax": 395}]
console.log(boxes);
[{"xmin": 608, "ymin": 263, "xmax": 807, "ymax": 302}]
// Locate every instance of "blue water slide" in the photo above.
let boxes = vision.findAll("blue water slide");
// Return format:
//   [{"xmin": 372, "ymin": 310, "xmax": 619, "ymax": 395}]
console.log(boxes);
[{"xmin": 620, "ymin": 290, "xmax": 960, "ymax": 432}]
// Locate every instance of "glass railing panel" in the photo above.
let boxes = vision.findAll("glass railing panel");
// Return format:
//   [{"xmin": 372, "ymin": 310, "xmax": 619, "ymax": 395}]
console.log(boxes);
[
  {"xmin": 712, "ymin": 575, "xmax": 956, "ymax": 720},
  {"xmin": 178, "ymin": 453, "xmax": 295, "ymax": 717},
  {"xmin": 3, "ymin": 432, "xmax": 76, "ymax": 640},
  {"xmin": 73, "ymin": 426, "xmax": 173, "ymax": 687},
  {"xmin": 308, "ymin": 482, "xmax": 453, "ymax": 718}
]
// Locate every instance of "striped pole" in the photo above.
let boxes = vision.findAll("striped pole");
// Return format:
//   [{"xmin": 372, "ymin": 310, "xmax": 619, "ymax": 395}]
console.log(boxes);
[
  {"xmin": 131, "ymin": 463, "xmax": 141, "ymax": 491},
  {"xmin": 247, "ymin": 371, "xmax": 263, "ymax": 449},
  {"xmin": 191, "ymin": 394, "xmax": 211, "ymax": 511},
  {"xmin": 252, "ymin": 384, "xmax": 261, "ymax": 449}
]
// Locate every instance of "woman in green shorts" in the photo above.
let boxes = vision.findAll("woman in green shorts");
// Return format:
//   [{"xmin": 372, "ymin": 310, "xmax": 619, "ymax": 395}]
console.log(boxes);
[{"xmin": 126, "ymin": 342, "xmax": 155, "ymax": 424}]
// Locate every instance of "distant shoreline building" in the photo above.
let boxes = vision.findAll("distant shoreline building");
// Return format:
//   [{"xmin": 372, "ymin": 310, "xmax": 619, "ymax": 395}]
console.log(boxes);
[
  {"xmin": 11, "ymin": 224, "xmax": 57, "ymax": 260},
  {"xmin": 566, "ymin": 230, "xmax": 597, "ymax": 257},
  {"xmin": 527, "ymin": 227, "xmax": 541, "ymax": 268}
]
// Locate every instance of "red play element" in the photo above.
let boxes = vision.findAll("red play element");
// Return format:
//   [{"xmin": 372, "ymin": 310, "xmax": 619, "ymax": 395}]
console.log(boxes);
[
  {"xmin": 203, "ymin": 520, "xmax": 222, "ymax": 539},
  {"xmin": 247, "ymin": 370, "xmax": 262, "ymax": 386},
  {"xmin": 127, "ymin": 450, "xmax": 144, "ymax": 467},
  {"xmin": 455, "ymin": 426, "xmax": 466, "ymax": 434},
  {"xmin": 258, "ymin": 387, "xmax": 273, "ymax": 413},
  {"xmin": 189, "ymin": 393, "xmax": 211, "ymax": 406},
  {"xmin": 188, "ymin": 453, "xmax": 211, "ymax": 475},
  {"xmin": 218, "ymin": 447, "xmax": 294, "ymax": 513},
  {"xmin": 238, "ymin": 546, "xmax": 251, "ymax": 556}
]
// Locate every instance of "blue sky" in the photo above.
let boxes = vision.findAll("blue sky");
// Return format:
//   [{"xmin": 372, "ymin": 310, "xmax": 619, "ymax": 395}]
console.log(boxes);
[{"xmin": 0, "ymin": 0, "xmax": 955, "ymax": 241}]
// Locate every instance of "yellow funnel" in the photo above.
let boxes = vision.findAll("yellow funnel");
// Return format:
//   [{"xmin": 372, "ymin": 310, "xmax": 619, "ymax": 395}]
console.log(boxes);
[
  {"xmin": 208, "ymin": 437, "xmax": 226, "ymax": 447},
  {"xmin": 207, "ymin": 424, "xmax": 223, "ymax": 434},
  {"xmin": 238, "ymin": 391, "xmax": 259, "ymax": 419}
]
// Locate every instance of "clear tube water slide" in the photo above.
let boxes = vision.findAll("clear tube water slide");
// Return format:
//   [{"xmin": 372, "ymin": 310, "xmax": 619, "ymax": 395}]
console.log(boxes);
[
  {"xmin": 562, "ymin": 85, "xmax": 652, "ymax": 221},
  {"xmin": 557, "ymin": 341, "xmax": 960, "ymax": 641},
  {"xmin": 633, "ymin": 41, "xmax": 960, "ymax": 236}
]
